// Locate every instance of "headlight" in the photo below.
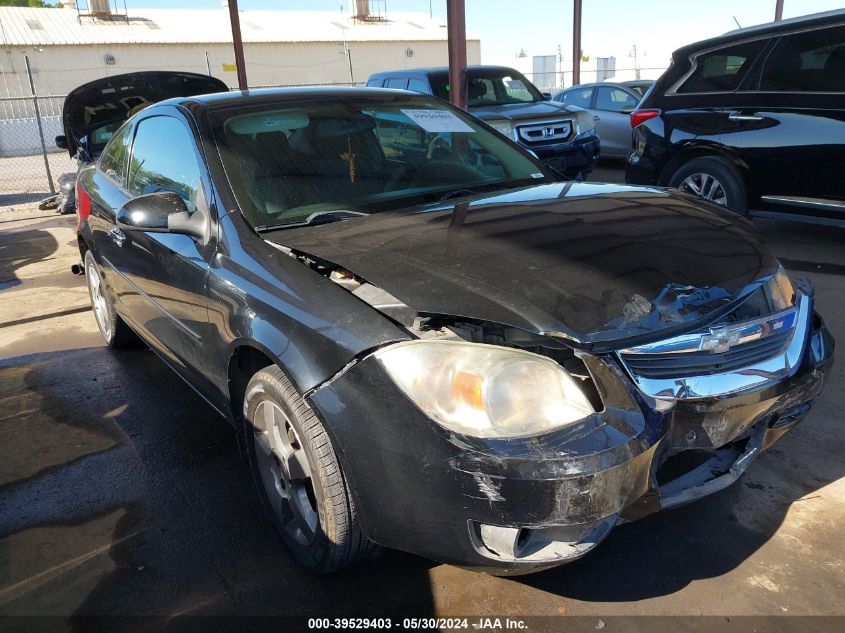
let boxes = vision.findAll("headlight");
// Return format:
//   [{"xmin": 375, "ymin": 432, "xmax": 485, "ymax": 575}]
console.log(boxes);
[
  {"xmin": 487, "ymin": 119, "xmax": 513, "ymax": 139},
  {"xmin": 573, "ymin": 110, "xmax": 596, "ymax": 140},
  {"xmin": 373, "ymin": 340, "xmax": 593, "ymax": 439},
  {"xmin": 769, "ymin": 265, "xmax": 795, "ymax": 310}
]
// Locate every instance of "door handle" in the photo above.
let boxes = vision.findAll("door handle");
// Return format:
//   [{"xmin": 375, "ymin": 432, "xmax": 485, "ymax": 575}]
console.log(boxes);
[
  {"xmin": 593, "ymin": 115, "xmax": 601, "ymax": 121},
  {"xmin": 107, "ymin": 226, "xmax": 126, "ymax": 247},
  {"xmin": 728, "ymin": 112, "xmax": 764, "ymax": 121}
]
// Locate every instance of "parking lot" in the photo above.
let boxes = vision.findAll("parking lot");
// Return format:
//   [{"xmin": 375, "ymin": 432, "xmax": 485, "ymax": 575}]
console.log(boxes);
[{"xmin": 1, "ymin": 161, "xmax": 843, "ymax": 629}]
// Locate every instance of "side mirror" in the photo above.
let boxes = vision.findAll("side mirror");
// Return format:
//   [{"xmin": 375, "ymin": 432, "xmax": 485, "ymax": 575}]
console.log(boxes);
[
  {"xmin": 55, "ymin": 135, "xmax": 67, "ymax": 150},
  {"xmin": 116, "ymin": 191, "xmax": 208, "ymax": 241},
  {"xmin": 541, "ymin": 92, "xmax": 552, "ymax": 100}
]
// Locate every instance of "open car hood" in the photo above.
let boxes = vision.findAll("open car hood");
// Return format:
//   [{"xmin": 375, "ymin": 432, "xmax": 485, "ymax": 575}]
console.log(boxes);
[
  {"xmin": 61, "ymin": 71, "xmax": 228, "ymax": 158},
  {"xmin": 270, "ymin": 182, "xmax": 780, "ymax": 349}
]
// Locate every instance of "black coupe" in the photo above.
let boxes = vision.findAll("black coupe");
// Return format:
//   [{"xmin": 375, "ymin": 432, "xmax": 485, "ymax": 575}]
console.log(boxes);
[{"xmin": 76, "ymin": 88, "xmax": 833, "ymax": 575}]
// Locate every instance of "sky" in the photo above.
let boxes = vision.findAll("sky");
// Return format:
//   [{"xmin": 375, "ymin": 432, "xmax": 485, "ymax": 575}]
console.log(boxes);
[{"xmin": 119, "ymin": 0, "xmax": 844, "ymax": 73}]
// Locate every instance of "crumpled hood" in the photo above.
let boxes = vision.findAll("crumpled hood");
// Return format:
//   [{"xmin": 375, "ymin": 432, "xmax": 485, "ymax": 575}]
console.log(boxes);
[
  {"xmin": 470, "ymin": 100, "xmax": 578, "ymax": 122},
  {"xmin": 271, "ymin": 182, "xmax": 779, "ymax": 348}
]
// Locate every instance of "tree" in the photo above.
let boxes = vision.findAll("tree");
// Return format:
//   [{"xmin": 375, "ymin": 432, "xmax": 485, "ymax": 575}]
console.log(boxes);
[{"xmin": 0, "ymin": 1, "xmax": 63, "ymax": 7}]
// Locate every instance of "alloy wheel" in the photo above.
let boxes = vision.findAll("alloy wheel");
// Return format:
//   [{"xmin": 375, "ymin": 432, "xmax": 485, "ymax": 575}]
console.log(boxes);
[
  {"xmin": 678, "ymin": 172, "xmax": 728, "ymax": 206},
  {"xmin": 253, "ymin": 400, "xmax": 319, "ymax": 546}
]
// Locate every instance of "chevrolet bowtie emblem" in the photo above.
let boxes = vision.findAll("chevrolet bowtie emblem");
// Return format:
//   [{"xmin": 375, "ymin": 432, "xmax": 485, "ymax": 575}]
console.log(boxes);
[{"xmin": 699, "ymin": 327, "xmax": 742, "ymax": 354}]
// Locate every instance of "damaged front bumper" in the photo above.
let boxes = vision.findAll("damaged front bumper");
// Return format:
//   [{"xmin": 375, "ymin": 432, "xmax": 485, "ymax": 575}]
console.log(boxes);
[{"xmin": 306, "ymin": 301, "xmax": 833, "ymax": 575}]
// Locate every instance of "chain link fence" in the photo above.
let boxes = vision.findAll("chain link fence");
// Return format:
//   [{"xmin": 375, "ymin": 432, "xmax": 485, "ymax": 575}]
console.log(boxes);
[{"xmin": 0, "ymin": 94, "xmax": 77, "ymax": 208}]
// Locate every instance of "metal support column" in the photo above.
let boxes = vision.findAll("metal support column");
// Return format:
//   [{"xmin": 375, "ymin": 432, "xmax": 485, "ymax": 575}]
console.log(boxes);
[
  {"xmin": 227, "ymin": 0, "xmax": 249, "ymax": 90},
  {"xmin": 25, "ymin": 54, "xmax": 54, "ymax": 195},
  {"xmin": 572, "ymin": 0, "xmax": 582, "ymax": 86},
  {"xmin": 446, "ymin": 0, "xmax": 468, "ymax": 109},
  {"xmin": 774, "ymin": 0, "xmax": 784, "ymax": 21}
]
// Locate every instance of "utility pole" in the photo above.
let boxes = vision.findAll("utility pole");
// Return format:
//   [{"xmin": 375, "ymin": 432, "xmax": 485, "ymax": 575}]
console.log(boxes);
[
  {"xmin": 227, "ymin": 0, "xmax": 248, "ymax": 90},
  {"xmin": 446, "ymin": 0, "xmax": 467, "ymax": 109},
  {"xmin": 345, "ymin": 41, "xmax": 355, "ymax": 85},
  {"xmin": 25, "ymin": 54, "xmax": 54, "ymax": 195},
  {"xmin": 572, "ymin": 0, "xmax": 582, "ymax": 86},
  {"xmin": 630, "ymin": 44, "xmax": 640, "ymax": 80},
  {"xmin": 774, "ymin": 0, "xmax": 784, "ymax": 21}
]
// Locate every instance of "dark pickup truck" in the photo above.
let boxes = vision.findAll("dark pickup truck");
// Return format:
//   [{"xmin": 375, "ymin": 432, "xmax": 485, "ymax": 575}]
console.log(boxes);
[{"xmin": 367, "ymin": 65, "xmax": 600, "ymax": 178}]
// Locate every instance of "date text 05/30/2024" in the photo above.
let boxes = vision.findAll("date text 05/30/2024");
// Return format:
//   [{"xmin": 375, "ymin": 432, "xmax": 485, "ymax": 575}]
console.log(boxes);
[{"xmin": 308, "ymin": 618, "xmax": 529, "ymax": 630}]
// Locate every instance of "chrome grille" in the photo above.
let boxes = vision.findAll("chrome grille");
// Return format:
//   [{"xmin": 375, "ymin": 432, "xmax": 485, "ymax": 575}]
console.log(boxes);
[
  {"xmin": 621, "ymin": 328, "xmax": 792, "ymax": 379},
  {"xmin": 515, "ymin": 120, "xmax": 572, "ymax": 145},
  {"xmin": 617, "ymin": 297, "xmax": 809, "ymax": 400}
]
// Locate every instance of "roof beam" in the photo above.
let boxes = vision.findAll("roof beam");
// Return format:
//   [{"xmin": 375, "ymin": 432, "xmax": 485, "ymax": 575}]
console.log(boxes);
[
  {"xmin": 227, "ymin": 0, "xmax": 248, "ymax": 90},
  {"xmin": 572, "ymin": 0, "xmax": 582, "ymax": 86},
  {"xmin": 446, "ymin": 0, "xmax": 467, "ymax": 109}
]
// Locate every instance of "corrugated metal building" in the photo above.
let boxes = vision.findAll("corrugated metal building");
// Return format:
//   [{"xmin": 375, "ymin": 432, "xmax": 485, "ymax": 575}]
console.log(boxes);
[{"xmin": 0, "ymin": 5, "xmax": 481, "ymax": 101}]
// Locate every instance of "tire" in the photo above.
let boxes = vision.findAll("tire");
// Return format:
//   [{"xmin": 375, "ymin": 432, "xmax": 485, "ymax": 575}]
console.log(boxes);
[
  {"xmin": 668, "ymin": 156, "xmax": 747, "ymax": 215},
  {"xmin": 244, "ymin": 365, "xmax": 374, "ymax": 573},
  {"xmin": 84, "ymin": 251, "xmax": 138, "ymax": 348}
]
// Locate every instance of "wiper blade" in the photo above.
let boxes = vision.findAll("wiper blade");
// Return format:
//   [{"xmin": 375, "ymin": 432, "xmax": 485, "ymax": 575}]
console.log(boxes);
[
  {"xmin": 439, "ymin": 189, "xmax": 480, "ymax": 201},
  {"xmin": 255, "ymin": 209, "xmax": 368, "ymax": 232},
  {"xmin": 437, "ymin": 179, "xmax": 545, "ymax": 203}
]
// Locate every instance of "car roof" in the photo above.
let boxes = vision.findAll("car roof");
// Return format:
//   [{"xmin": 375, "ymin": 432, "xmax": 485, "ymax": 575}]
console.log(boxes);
[
  {"xmin": 673, "ymin": 9, "xmax": 845, "ymax": 57},
  {"xmin": 151, "ymin": 86, "xmax": 429, "ymax": 110},
  {"xmin": 369, "ymin": 65, "xmax": 526, "ymax": 79},
  {"xmin": 554, "ymin": 82, "xmax": 638, "ymax": 93}
]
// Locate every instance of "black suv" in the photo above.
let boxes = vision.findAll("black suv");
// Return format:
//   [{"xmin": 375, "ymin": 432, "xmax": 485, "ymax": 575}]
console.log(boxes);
[
  {"xmin": 626, "ymin": 10, "xmax": 845, "ymax": 224},
  {"xmin": 367, "ymin": 66, "xmax": 600, "ymax": 178}
]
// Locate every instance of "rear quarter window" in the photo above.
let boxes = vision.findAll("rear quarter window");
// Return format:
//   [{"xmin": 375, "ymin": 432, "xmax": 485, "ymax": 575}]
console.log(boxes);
[
  {"xmin": 407, "ymin": 78, "xmax": 431, "ymax": 94},
  {"xmin": 756, "ymin": 25, "xmax": 845, "ymax": 92},
  {"xmin": 677, "ymin": 39, "xmax": 766, "ymax": 93}
]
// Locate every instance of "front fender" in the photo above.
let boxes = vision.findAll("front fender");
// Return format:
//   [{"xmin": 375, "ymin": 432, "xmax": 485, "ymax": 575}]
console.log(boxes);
[{"xmin": 206, "ymin": 213, "xmax": 410, "ymax": 405}]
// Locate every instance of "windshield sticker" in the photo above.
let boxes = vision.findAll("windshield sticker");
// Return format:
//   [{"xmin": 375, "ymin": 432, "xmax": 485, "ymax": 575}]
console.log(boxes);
[
  {"xmin": 531, "ymin": 173, "xmax": 544, "ymax": 179},
  {"xmin": 506, "ymin": 79, "xmax": 526, "ymax": 90},
  {"xmin": 400, "ymin": 109, "xmax": 474, "ymax": 133}
]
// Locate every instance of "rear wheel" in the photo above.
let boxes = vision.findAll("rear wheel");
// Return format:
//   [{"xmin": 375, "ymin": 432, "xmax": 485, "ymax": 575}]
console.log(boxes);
[
  {"xmin": 244, "ymin": 365, "xmax": 374, "ymax": 573},
  {"xmin": 668, "ymin": 157, "xmax": 747, "ymax": 215},
  {"xmin": 84, "ymin": 251, "xmax": 137, "ymax": 348}
]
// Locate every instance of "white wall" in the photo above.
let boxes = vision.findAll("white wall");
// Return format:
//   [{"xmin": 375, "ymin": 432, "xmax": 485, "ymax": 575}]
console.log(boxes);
[{"xmin": 0, "ymin": 39, "xmax": 482, "ymax": 100}]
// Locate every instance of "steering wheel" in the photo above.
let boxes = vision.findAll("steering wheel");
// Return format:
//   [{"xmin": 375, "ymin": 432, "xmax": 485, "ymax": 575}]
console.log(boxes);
[{"xmin": 426, "ymin": 135, "xmax": 451, "ymax": 160}]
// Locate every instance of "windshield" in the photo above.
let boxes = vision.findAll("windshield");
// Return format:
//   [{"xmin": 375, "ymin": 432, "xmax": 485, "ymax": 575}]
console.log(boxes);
[
  {"xmin": 211, "ymin": 96, "xmax": 550, "ymax": 231},
  {"xmin": 89, "ymin": 120, "xmax": 125, "ymax": 148},
  {"xmin": 431, "ymin": 71, "xmax": 545, "ymax": 107}
]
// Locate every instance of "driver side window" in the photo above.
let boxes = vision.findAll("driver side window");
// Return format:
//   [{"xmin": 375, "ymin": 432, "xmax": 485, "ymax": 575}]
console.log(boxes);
[{"xmin": 128, "ymin": 116, "xmax": 203, "ymax": 213}]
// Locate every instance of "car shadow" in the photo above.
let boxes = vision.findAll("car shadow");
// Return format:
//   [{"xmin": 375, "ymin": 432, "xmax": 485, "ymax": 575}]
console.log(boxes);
[
  {"xmin": 0, "ymin": 347, "xmax": 437, "ymax": 624},
  {"xmin": 0, "ymin": 220, "xmax": 60, "ymax": 291}
]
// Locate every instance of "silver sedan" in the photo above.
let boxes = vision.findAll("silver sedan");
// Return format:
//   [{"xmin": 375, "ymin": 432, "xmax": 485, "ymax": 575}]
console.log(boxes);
[{"xmin": 552, "ymin": 83, "xmax": 640, "ymax": 159}]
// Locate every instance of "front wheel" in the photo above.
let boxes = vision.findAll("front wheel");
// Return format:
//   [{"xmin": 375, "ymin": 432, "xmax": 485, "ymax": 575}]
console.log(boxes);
[
  {"xmin": 244, "ymin": 365, "xmax": 374, "ymax": 573},
  {"xmin": 668, "ymin": 157, "xmax": 747, "ymax": 215}
]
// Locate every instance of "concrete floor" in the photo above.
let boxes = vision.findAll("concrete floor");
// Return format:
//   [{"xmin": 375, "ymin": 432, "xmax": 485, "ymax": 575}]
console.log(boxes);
[{"xmin": 1, "ymin": 171, "xmax": 844, "ymax": 628}]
